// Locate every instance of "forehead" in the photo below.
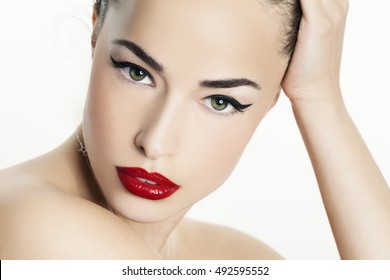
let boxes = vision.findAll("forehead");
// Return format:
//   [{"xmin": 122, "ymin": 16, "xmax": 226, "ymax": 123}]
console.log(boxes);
[{"xmin": 102, "ymin": 0, "xmax": 286, "ymax": 83}]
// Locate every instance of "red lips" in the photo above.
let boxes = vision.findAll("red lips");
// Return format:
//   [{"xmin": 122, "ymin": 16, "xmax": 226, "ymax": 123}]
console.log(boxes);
[{"xmin": 116, "ymin": 167, "xmax": 180, "ymax": 200}]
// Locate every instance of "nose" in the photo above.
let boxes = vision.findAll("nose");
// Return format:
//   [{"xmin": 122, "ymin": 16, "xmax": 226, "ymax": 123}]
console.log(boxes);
[{"xmin": 134, "ymin": 99, "xmax": 183, "ymax": 160}]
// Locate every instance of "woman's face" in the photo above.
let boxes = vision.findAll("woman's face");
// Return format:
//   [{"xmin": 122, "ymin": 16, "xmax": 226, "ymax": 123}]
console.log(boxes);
[{"xmin": 83, "ymin": 0, "xmax": 287, "ymax": 222}]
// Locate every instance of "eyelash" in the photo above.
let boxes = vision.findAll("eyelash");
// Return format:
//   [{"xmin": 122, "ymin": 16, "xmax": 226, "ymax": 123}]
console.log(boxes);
[
  {"xmin": 110, "ymin": 56, "xmax": 154, "ymax": 86},
  {"xmin": 203, "ymin": 95, "xmax": 253, "ymax": 116}
]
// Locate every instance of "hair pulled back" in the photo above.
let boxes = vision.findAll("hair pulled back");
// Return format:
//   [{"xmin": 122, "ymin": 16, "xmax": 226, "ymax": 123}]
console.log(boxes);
[{"xmin": 93, "ymin": 0, "xmax": 301, "ymax": 59}]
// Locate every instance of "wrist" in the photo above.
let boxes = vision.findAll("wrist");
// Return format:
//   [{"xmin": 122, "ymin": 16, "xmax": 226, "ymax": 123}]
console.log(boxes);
[
  {"xmin": 289, "ymin": 88, "xmax": 346, "ymax": 115},
  {"xmin": 289, "ymin": 91, "xmax": 351, "ymax": 132}
]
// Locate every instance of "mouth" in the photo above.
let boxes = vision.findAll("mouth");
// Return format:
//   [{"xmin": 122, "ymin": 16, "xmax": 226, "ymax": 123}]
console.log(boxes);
[
  {"xmin": 136, "ymin": 177, "xmax": 158, "ymax": 185},
  {"xmin": 116, "ymin": 167, "xmax": 180, "ymax": 200}
]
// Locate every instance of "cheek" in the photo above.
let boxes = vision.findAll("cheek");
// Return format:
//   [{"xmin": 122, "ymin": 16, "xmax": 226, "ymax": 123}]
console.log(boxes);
[
  {"xmin": 83, "ymin": 61, "xmax": 120, "ymax": 162},
  {"xmin": 83, "ymin": 57, "xmax": 139, "ymax": 176},
  {"xmin": 178, "ymin": 114, "xmax": 259, "ymax": 201},
  {"xmin": 178, "ymin": 93, "xmax": 274, "ymax": 201},
  {"xmin": 83, "ymin": 49, "xmax": 147, "ymax": 159}
]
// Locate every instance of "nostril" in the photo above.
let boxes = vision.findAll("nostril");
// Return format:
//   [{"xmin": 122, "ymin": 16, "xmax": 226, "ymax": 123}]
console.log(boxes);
[
  {"xmin": 134, "ymin": 132, "xmax": 146, "ymax": 155},
  {"xmin": 138, "ymin": 145, "xmax": 145, "ymax": 155}
]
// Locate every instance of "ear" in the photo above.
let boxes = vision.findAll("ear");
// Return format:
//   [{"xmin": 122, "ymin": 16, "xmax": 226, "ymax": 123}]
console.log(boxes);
[
  {"xmin": 92, "ymin": 8, "xmax": 98, "ymax": 26},
  {"xmin": 91, "ymin": 9, "xmax": 99, "ymax": 55}
]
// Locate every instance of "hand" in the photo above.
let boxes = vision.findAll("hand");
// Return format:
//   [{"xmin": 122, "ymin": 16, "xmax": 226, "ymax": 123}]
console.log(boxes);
[{"xmin": 282, "ymin": 0, "xmax": 349, "ymax": 103}]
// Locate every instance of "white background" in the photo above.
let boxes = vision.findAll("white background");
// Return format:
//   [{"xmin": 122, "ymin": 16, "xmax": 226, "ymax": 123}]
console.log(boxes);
[
  {"xmin": 2, "ymin": 260, "xmax": 390, "ymax": 280},
  {"xmin": 0, "ymin": 0, "xmax": 389, "ymax": 259}
]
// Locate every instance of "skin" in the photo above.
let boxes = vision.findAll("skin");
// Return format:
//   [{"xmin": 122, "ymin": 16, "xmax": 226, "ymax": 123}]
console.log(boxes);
[{"xmin": 0, "ymin": 0, "xmax": 389, "ymax": 259}]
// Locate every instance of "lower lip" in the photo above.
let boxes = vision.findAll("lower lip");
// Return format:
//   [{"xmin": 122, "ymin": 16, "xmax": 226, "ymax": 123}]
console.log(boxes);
[{"xmin": 116, "ymin": 167, "xmax": 180, "ymax": 200}]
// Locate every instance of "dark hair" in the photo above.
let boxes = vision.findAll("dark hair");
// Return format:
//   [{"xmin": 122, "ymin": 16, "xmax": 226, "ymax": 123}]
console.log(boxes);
[
  {"xmin": 93, "ymin": 0, "xmax": 301, "ymax": 59},
  {"xmin": 267, "ymin": 0, "xmax": 302, "ymax": 58}
]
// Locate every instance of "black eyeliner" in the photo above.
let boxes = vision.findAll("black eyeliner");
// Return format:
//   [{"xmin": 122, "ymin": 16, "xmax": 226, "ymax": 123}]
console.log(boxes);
[
  {"xmin": 110, "ymin": 56, "xmax": 148, "ymax": 73},
  {"xmin": 211, "ymin": 95, "xmax": 253, "ymax": 113}
]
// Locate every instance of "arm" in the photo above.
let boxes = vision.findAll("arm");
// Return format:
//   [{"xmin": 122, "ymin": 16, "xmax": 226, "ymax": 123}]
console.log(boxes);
[{"xmin": 283, "ymin": 0, "xmax": 390, "ymax": 259}]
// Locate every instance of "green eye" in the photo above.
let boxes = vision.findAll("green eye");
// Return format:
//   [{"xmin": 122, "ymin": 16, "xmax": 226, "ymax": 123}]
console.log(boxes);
[
  {"xmin": 110, "ymin": 56, "xmax": 154, "ymax": 86},
  {"xmin": 129, "ymin": 67, "xmax": 147, "ymax": 82},
  {"xmin": 210, "ymin": 96, "xmax": 229, "ymax": 111},
  {"xmin": 204, "ymin": 95, "xmax": 253, "ymax": 116}
]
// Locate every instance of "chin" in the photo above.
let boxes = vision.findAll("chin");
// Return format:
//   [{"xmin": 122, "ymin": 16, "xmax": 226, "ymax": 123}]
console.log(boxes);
[{"xmin": 107, "ymin": 194, "xmax": 189, "ymax": 224}]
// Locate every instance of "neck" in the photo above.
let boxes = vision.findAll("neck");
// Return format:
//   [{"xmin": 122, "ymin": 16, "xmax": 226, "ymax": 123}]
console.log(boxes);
[{"xmin": 123, "ymin": 208, "xmax": 189, "ymax": 258}]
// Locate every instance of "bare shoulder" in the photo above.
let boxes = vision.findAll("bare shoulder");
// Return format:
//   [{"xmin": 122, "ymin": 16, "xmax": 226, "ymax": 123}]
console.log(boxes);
[
  {"xmin": 175, "ymin": 218, "xmax": 283, "ymax": 260},
  {"xmin": 0, "ymin": 173, "xmax": 160, "ymax": 259}
]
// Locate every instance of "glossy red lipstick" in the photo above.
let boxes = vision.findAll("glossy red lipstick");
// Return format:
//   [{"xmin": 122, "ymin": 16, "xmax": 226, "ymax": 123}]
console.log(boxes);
[{"xmin": 116, "ymin": 167, "xmax": 180, "ymax": 200}]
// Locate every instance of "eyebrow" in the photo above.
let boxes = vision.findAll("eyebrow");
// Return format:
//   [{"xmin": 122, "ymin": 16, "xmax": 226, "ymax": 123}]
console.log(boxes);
[
  {"xmin": 112, "ymin": 39, "xmax": 164, "ymax": 72},
  {"xmin": 200, "ymin": 79, "xmax": 261, "ymax": 90},
  {"xmin": 112, "ymin": 39, "xmax": 261, "ymax": 90}
]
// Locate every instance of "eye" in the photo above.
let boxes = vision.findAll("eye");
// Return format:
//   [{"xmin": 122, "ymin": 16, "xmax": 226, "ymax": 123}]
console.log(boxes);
[
  {"xmin": 204, "ymin": 95, "xmax": 253, "ymax": 115},
  {"xmin": 210, "ymin": 96, "xmax": 231, "ymax": 111},
  {"xmin": 110, "ymin": 56, "xmax": 154, "ymax": 86}
]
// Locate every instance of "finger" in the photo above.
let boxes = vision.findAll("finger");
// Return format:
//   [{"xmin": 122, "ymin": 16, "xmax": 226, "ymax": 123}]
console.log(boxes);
[
  {"xmin": 320, "ymin": 0, "xmax": 349, "ymax": 23},
  {"xmin": 299, "ymin": 0, "xmax": 327, "ymax": 23},
  {"xmin": 333, "ymin": 0, "xmax": 350, "ymax": 14},
  {"xmin": 318, "ymin": 0, "xmax": 348, "ymax": 65}
]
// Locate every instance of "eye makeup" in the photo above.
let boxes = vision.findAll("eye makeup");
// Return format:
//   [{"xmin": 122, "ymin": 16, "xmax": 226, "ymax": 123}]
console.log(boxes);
[
  {"xmin": 203, "ymin": 95, "xmax": 253, "ymax": 116},
  {"xmin": 110, "ymin": 55, "xmax": 155, "ymax": 87}
]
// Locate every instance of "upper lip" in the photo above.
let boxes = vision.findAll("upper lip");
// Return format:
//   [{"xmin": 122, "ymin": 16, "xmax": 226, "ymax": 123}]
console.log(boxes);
[{"xmin": 116, "ymin": 167, "xmax": 179, "ymax": 187}]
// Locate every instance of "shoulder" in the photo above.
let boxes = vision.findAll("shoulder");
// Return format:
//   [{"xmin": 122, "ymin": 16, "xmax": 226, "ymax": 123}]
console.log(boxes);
[
  {"xmin": 0, "ymin": 177, "xmax": 160, "ymax": 259},
  {"xmin": 175, "ymin": 218, "xmax": 283, "ymax": 260}
]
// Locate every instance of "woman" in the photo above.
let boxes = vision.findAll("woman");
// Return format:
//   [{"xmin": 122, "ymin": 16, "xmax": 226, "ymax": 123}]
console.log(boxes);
[{"xmin": 0, "ymin": 0, "xmax": 389, "ymax": 259}]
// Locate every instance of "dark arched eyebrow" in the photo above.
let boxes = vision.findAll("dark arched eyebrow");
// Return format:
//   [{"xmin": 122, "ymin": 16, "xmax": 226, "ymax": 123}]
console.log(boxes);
[
  {"xmin": 112, "ymin": 39, "xmax": 261, "ymax": 90},
  {"xmin": 200, "ymin": 79, "xmax": 261, "ymax": 90},
  {"xmin": 112, "ymin": 39, "xmax": 164, "ymax": 72}
]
